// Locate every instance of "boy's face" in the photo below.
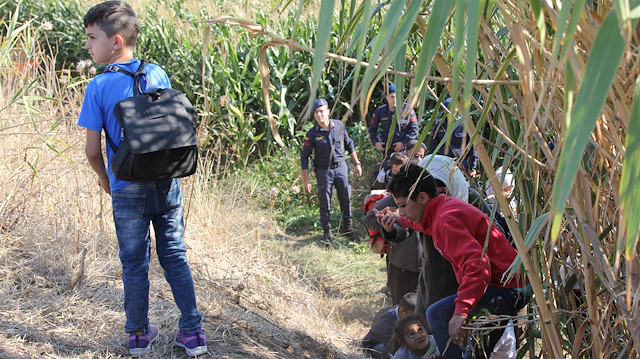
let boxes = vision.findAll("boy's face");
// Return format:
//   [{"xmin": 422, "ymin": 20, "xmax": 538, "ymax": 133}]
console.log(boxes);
[
  {"xmin": 84, "ymin": 24, "xmax": 116, "ymax": 64},
  {"xmin": 391, "ymin": 163, "xmax": 403, "ymax": 174},
  {"xmin": 403, "ymin": 322, "xmax": 429, "ymax": 353},
  {"xmin": 392, "ymin": 192, "xmax": 428, "ymax": 223}
]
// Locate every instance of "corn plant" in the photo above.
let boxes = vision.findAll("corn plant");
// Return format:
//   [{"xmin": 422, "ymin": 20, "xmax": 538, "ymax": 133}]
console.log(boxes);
[{"xmin": 295, "ymin": 0, "xmax": 640, "ymax": 357}]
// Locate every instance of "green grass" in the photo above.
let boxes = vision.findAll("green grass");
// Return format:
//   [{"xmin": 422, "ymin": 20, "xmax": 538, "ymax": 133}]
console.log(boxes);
[{"xmin": 261, "ymin": 232, "xmax": 389, "ymax": 309}]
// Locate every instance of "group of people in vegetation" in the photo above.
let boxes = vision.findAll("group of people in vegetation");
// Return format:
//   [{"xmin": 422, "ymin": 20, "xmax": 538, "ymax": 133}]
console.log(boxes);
[
  {"xmin": 300, "ymin": 78, "xmax": 527, "ymax": 358},
  {"xmin": 77, "ymin": 1, "xmax": 527, "ymax": 357}
]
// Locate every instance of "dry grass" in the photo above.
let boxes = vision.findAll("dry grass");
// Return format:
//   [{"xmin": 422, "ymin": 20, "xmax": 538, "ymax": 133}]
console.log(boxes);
[{"xmin": 0, "ymin": 63, "xmax": 379, "ymax": 358}]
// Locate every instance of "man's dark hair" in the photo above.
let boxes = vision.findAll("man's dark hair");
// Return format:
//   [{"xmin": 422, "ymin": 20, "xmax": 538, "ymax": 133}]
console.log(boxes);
[
  {"xmin": 84, "ymin": 1, "xmax": 139, "ymax": 48},
  {"xmin": 398, "ymin": 292, "xmax": 417, "ymax": 314},
  {"xmin": 387, "ymin": 162, "xmax": 438, "ymax": 200},
  {"xmin": 391, "ymin": 314, "xmax": 428, "ymax": 352}
]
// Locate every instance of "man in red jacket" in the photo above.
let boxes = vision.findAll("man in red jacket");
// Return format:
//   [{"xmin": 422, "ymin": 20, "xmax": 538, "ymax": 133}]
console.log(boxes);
[{"xmin": 375, "ymin": 162, "xmax": 529, "ymax": 359}]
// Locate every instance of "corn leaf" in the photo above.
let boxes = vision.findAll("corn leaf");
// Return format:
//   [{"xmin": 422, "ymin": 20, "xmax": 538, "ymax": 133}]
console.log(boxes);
[
  {"xmin": 308, "ymin": 0, "xmax": 335, "ymax": 116},
  {"xmin": 505, "ymin": 213, "xmax": 550, "ymax": 281},
  {"xmin": 529, "ymin": 0, "xmax": 546, "ymax": 47},
  {"xmin": 359, "ymin": 0, "xmax": 407, "ymax": 115},
  {"xmin": 550, "ymin": 11, "xmax": 634, "ymax": 241},
  {"xmin": 619, "ymin": 79, "xmax": 640, "ymax": 262},
  {"xmin": 411, "ymin": 0, "xmax": 451, "ymax": 115}
]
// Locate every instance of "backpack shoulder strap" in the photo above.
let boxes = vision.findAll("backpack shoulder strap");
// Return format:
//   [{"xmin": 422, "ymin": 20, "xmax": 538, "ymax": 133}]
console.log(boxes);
[
  {"xmin": 102, "ymin": 61, "xmax": 147, "ymax": 151},
  {"xmin": 104, "ymin": 60, "xmax": 146, "ymax": 96},
  {"xmin": 104, "ymin": 130, "xmax": 117, "ymax": 153}
]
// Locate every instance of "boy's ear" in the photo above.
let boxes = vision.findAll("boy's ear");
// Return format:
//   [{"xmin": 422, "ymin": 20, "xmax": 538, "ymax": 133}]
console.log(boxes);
[
  {"xmin": 418, "ymin": 192, "xmax": 430, "ymax": 204},
  {"xmin": 113, "ymin": 33, "xmax": 126, "ymax": 49}
]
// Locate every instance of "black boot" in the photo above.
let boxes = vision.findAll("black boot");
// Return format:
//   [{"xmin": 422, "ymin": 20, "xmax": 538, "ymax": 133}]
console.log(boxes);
[
  {"xmin": 342, "ymin": 219, "xmax": 361, "ymax": 242},
  {"xmin": 322, "ymin": 224, "xmax": 334, "ymax": 246}
]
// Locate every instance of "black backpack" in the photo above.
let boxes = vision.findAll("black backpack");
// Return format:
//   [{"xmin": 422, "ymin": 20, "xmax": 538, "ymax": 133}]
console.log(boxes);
[{"xmin": 104, "ymin": 61, "xmax": 198, "ymax": 182}]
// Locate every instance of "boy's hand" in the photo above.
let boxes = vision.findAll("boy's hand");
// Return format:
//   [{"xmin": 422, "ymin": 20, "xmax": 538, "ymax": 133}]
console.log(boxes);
[
  {"xmin": 373, "ymin": 207, "xmax": 399, "ymax": 232},
  {"xmin": 448, "ymin": 314, "xmax": 467, "ymax": 345},
  {"xmin": 98, "ymin": 176, "xmax": 111, "ymax": 195}
]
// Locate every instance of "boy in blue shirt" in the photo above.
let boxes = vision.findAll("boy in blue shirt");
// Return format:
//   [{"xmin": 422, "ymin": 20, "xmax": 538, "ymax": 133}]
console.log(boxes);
[{"xmin": 77, "ymin": 1, "xmax": 206, "ymax": 356}]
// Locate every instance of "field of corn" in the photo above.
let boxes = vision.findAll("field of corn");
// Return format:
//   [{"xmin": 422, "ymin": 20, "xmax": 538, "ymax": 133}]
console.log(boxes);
[{"xmin": 1, "ymin": 0, "xmax": 639, "ymax": 357}]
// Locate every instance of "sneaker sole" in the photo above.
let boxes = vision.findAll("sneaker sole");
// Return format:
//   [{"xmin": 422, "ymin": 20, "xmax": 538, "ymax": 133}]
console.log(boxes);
[
  {"xmin": 175, "ymin": 341, "xmax": 207, "ymax": 357},
  {"xmin": 129, "ymin": 334, "xmax": 158, "ymax": 355}
]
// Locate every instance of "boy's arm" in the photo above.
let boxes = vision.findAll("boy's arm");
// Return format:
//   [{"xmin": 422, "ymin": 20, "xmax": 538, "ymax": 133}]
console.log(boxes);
[
  {"xmin": 85, "ymin": 129, "xmax": 111, "ymax": 195},
  {"xmin": 436, "ymin": 219, "xmax": 490, "ymax": 317}
]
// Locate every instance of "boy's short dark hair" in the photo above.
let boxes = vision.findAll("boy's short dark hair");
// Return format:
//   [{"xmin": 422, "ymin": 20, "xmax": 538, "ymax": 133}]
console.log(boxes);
[
  {"xmin": 391, "ymin": 314, "xmax": 428, "ymax": 352},
  {"xmin": 84, "ymin": 1, "xmax": 139, "ymax": 48},
  {"xmin": 398, "ymin": 292, "xmax": 417, "ymax": 313},
  {"xmin": 387, "ymin": 162, "xmax": 438, "ymax": 200},
  {"xmin": 389, "ymin": 152, "xmax": 409, "ymax": 167}
]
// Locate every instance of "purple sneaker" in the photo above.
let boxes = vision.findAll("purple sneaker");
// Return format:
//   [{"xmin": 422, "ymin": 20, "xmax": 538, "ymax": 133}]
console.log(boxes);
[
  {"xmin": 128, "ymin": 324, "xmax": 158, "ymax": 355},
  {"xmin": 174, "ymin": 329, "xmax": 207, "ymax": 356}
]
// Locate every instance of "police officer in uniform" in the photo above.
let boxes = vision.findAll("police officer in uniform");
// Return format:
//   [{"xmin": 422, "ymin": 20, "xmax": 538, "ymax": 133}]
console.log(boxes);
[
  {"xmin": 368, "ymin": 84, "xmax": 419, "ymax": 153},
  {"xmin": 301, "ymin": 98, "xmax": 363, "ymax": 244},
  {"xmin": 427, "ymin": 97, "xmax": 478, "ymax": 177}
]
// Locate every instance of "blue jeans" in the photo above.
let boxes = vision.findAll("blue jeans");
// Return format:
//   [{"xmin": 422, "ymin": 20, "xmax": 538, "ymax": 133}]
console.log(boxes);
[
  {"xmin": 112, "ymin": 178, "xmax": 202, "ymax": 333},
  {"xmin": 426, "ymin": 286, "xmax": 529, "ymax": 359}
]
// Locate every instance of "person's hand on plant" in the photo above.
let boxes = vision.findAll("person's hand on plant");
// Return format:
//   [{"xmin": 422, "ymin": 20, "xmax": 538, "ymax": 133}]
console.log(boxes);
[{"xmin": 448, "ymin": 314, "xmax": 467, "ymax": 345}]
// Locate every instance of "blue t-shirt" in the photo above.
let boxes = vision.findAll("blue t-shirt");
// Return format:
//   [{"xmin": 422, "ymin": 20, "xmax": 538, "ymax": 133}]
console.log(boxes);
[{"xmin": 77, "ymin": 59, "xmax": 171, "ymax": 191}]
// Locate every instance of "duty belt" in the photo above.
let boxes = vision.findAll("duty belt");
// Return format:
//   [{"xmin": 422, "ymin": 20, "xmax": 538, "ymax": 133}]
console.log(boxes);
[{"xmin": 315, "ymin": 161, "xmax": 343, "ymax": 170}]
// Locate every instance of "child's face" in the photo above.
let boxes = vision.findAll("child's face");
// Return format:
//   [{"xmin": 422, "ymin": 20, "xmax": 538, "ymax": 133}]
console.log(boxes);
[
  {"xmin": 391, "ymin": 163, "xmax": 402, "ymax": 173},
  {"xmin": 84, "ymin": 24, "xmax": 115, "ymax": 64},
  {"xmin": 392, "ymin": 193, "xmax": 428, "ymax": 223},
  {"xmin": 403, "ymin": 322, "xmax": 429, "ymax": 353}
]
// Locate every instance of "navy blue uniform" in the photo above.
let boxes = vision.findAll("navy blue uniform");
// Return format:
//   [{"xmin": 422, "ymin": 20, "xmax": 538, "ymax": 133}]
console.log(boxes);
[
  {"xmin": 428, "ymin": 117, "xmax": 478, "ymax": 175},
  {"xmin": 301, "ymin": 119, "xmax": 355, "ymax": 226},
  {"xmin": 368, "ymin": 103, "xmax": 419, "ymax": 147}
]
